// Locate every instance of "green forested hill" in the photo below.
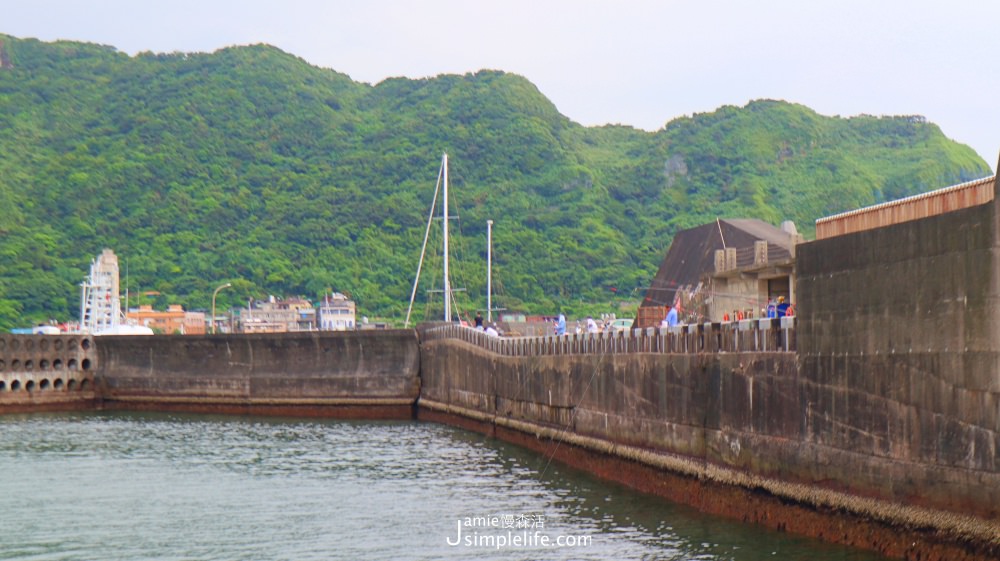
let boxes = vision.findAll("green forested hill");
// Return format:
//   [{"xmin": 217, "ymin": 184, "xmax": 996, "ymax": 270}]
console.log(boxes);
[{"xmin": 0, "ymin": 34, "xmax": 990, "ymax": 328}]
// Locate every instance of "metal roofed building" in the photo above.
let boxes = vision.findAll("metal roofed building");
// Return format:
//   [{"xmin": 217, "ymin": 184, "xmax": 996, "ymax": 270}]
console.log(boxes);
[{"xmin": 637, "ymin": 219, "xmax": 801, "ymax": 327}]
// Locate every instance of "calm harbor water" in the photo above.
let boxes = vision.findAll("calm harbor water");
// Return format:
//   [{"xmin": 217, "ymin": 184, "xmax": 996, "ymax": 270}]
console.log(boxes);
[{"xmin": 0, "ymin": 412, "xmax": 890, "ymax": 561}]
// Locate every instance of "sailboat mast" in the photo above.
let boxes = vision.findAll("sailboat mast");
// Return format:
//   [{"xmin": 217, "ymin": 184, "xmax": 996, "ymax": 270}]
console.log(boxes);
[
  {"xmin": 487, "ymin": 219, "xmax": 493, "ymax": 323},
  {"xmin": 442, "ymin": 153, "xmax": 451, "ymax": 322},
  {"xmin": 403, "ymin": 159, "xmax": 444, "ymax": 328}
]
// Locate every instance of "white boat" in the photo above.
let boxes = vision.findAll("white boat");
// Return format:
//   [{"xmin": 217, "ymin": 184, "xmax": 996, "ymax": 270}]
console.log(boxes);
[{"xmin": 94, "ymin": 324, "xmax": 155, "ymax": 336}]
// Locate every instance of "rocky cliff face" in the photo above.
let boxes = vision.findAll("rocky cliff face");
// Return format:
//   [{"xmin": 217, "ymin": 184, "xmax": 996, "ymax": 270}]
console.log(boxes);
[{"xmin": 0, "ymin": 40, "xmax": 11, "ymax": 68}]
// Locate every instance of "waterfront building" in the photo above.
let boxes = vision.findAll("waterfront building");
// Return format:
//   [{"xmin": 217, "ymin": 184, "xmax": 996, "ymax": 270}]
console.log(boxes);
[
  {"xmin": 317, "ymin": 293, "xmax": 356, "ymax": 331},
  {"xmin": 126, "ymin": 304, "xmax": 206, "ymax": 335},
  {"xmin": 237, "ymin": 296, "xmax": 317, "ymax": 333}
]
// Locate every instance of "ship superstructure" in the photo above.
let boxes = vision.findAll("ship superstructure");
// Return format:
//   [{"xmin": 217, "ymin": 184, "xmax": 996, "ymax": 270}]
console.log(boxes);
[{"xmin": 79, "ymin": 249, "xmax": 121, "ymax": 334}]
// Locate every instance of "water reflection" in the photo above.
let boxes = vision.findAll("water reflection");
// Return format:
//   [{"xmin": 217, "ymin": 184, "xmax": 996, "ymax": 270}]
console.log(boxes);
[{"xmin": 0, "ymin": 412, "xmax": 887, "ymax": 561}]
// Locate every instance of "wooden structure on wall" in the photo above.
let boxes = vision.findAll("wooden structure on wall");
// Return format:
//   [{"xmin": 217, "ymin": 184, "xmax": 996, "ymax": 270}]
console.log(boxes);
[{"xmin": 815, "ymin": 175, "xmax": 995, "ymax": 240}]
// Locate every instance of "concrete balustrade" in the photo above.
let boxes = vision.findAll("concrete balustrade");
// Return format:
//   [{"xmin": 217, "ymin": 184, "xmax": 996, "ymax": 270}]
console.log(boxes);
[
  {"xmin": 0, "ymin": 335, "xmax": 96, "ymax": 390},
  {"xmin": 0, "ymin": 334, "xmax": 99, "ymax": 411},
  {"xmin": 425, "ymin": 320, "xmax": 796, "ymax": 357},
  {"xmin": 0, "ymin": 371, "xmax": 94, "ymax": 394}
]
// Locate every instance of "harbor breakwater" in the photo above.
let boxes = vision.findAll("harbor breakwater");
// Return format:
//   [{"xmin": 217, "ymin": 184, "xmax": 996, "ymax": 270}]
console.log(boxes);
[
  {"xmin": 95, "ymin": 330, "xmax": 421, "ymax": 418},
  {"xmin": 416, "ymin": 324, "xmax": 999, "ymax": 561},
  {"xmin": 0, "ymin": 322, "xmax": 995, "ymax": 560}
]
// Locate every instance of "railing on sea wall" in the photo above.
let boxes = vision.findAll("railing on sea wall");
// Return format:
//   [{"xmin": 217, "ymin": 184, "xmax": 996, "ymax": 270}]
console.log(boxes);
[{"xmin": 422, "ymin": 318, "xmax": 796, "ymax": 357}]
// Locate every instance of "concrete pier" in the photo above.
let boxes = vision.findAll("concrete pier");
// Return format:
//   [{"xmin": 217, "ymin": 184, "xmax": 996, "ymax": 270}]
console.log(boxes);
[
  {"xmin": 416, "ymin": 325, "xmax": 999, "ymax": 561},
  {"xmin": 95, "ymin": 330, "xmax": 421, "ymax": 418}
]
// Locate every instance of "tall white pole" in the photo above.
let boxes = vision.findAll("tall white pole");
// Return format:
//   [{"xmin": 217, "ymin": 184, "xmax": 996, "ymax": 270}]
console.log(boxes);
[
  {"xmin": 442, "ymin": 153, "xmax": 451, "ymax": 322},
  {"xmin": 487, "ymin": 219, "xmax": 493, "ymax": 323}
]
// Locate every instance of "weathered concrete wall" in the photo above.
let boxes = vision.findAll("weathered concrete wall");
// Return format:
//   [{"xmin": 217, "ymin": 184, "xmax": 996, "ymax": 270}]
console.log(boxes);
[
  {"xmin": 0, "ymin": 334, "xmax": 99, "ymax": 413},
  {"xmin": 418, "ymin": 331, "xmax": 1000, "ymax": 560},
  {"xmin": 797, "ymin": 197, "xmax": 1000, "ymax": 518},
  {"xmin": 419, "ymin": 339, "xmax": 803, "ymax": 467},
  {"xmin": 96, "ymin": 330, "xmax": 420, "ymax": 417}
]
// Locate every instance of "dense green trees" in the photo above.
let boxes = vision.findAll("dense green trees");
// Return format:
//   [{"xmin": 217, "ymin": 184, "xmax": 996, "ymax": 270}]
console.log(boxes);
[{"xmin": 0, "ymin": 35, "xmax": 990, "ymax": 329}]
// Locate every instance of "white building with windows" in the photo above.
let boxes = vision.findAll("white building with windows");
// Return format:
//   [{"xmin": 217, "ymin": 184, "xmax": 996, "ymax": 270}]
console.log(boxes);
[{"xmin": 318, "ymin": 293, "xmax": 356, "ymax": 331}]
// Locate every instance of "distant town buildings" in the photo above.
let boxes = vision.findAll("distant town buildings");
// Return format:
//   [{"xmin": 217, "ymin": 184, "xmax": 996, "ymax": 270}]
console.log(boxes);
[
  {"xmin": 63, "ymin": 249, "xmax": 367, "ymax": 335},
  {"xmin": 126, "ymin": 305, "xmax": 206, "ymax": 335},
  {"xmin": 235, "ymin": 294, "xmax": 358, "ymax": 333},
  {"xmin": 238, "ymin": 296, "xmax": 309, "ymax": 333},
  {"xmin": 124, "ymin": 294, "xmax": 362, "ymax": 334}
]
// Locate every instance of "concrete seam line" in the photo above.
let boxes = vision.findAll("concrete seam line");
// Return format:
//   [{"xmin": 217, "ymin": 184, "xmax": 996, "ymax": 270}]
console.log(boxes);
[
  {"xmin": 106, "ymin": 396, "xmax": 417, "ymax": 406},
  {"xmin": 417, "ymin": 398, "xmax": 1000, "ymax": 546},
  {"xmin": 418, "ymin": 397, "xmax": 494, "ymax": 423}
]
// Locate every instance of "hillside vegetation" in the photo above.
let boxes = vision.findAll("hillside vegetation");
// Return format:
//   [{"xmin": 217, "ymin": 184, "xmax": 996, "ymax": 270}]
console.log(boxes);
[{"xmin": 0, "ymin": 34, "xmax": 990, "ymax": 328}]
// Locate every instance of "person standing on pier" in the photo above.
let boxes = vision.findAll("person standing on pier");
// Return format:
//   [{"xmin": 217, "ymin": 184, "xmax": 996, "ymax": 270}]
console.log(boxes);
[
  {"xmin": 664, "ymin": 303, "xmax": 679, "ymax": 328},
  {"xmin": 776, "ymin": 296, "xmax": 790, "ymax": 317}
]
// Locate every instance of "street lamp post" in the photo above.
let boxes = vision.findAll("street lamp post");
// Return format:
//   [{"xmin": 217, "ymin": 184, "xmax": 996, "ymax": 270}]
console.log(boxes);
[{"xmin": 211, "ymin": 282, "xmax": 232, "ymax": 335}]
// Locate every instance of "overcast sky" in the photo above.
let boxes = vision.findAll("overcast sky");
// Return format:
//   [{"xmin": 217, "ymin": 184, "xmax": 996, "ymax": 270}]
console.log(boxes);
[{"xmin": 5, "ymin": 0, "xmax": 999, "ymax": 170}]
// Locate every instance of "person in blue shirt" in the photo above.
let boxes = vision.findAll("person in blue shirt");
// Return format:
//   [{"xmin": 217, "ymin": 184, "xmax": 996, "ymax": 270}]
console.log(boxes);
[
  {"xmin": 766, "ymin": 298, "xmax": 777, "ymax": 318},
  {"xmin": 665, "ymin": 305, "xmax": 679, "ymax": 328},
  {"xmin": 775, "ymin": 296, "xmax": 790, "ymax": 317},
  {"xmin": 555, "ymin": 313, "xmax": 567, "ymax": 336}
]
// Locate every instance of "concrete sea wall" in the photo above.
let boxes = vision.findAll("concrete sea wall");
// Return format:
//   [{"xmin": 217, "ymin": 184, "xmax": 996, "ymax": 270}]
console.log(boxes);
[
  {"xmin": 95, "ymin": 330, "xmax": 421, "ymax": 418},
  {"xmin": 797, "ymin": 200, "xmax": 1000, "ymax": 518},
  {"xmin": 417, "ymin": 324, "xmax": 1000, "ymax": 561}
]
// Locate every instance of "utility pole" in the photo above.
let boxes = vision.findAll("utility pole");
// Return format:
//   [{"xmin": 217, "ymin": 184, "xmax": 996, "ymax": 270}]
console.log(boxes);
[
  {"xmin": 487, "ymin": 219, "xmax": 493, "ymax": 323},
  {"xmin": 443, "ymin": 153, "xmax": 451, "ymax": 322}
]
